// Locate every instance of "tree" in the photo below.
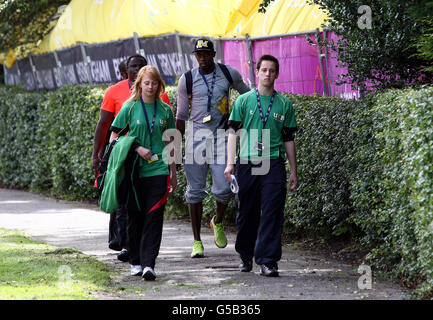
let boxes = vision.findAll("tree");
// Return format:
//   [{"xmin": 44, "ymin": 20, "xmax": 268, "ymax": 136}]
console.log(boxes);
[
  {"xmin": 259, "ymin": 0, "xmax": 433, "ymax": 91},
  {"xmin": 409, "ymin": 1, "xmax": 433, "ymax": 72},
  {"xmin": 414, "ymin": 21, "xmax": 433, "ymax": 72},
  {"xmin": 0, "ymin": 0, "xmax": 69, "ymax": 58},
  {"xmin": 307, "ymin": 0, "xmax": 433, "ymax": 91}
]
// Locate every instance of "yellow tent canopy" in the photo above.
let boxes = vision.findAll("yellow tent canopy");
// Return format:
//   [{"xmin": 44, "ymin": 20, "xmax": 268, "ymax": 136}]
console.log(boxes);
[{"xmin": 35, "ymin": 0, "xmax": 326, "ymax": 54}]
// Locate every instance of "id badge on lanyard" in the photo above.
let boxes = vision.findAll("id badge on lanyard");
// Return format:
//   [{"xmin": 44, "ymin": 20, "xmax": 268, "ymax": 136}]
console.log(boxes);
[
  {"xmin": 200, "ymin": 68, "xmax": 216, "ymax": 124},
  {"xmin": 148, "ymin": 154, "xmax": 159, "ymax": 163},
  {"xmin": 255, "ymin": 142, "xmax": 265, "ymax": 151},
  {"xmin": 203, "ymin": 114, "xmax": 212, "ymax": 123},
  {"xmin": 255, "ymin": 88, "xmax": 276, "ymax": 151},
  {"xmin": 140, "ymin": 98, "xmax": 159, "ymax": 163}
]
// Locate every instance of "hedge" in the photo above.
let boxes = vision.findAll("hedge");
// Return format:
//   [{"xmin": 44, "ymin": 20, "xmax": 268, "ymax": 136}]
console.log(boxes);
[
  {"xmin": 0, "ymin": 84, "xmax": 432, "ymax": 298},
  {"xmin": 0, "ymin": 85, "xmax": 106, "ymax": 200},
  {"xmin": 350, "ymin": 88, "xmax": 433, "ymax": 298}
]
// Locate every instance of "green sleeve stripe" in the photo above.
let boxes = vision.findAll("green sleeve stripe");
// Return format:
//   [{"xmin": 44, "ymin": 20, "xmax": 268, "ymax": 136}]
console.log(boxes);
[
  {"xmin": 240, "ymin": 90, "xmax": 255, "ymax": 107},
  {"xmin": 275, "ymin": 93, "xmax": 290, "ymax": 107}
]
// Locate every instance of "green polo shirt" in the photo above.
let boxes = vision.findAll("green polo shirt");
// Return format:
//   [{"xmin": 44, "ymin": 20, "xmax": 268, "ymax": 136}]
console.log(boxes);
[
  {"xmin": 229, "ymin": 89, "xmax": 297, "ymax": 161},
  {"xmin": 112, "ymin": 99, "xmax": 175, "ymax": 178}
]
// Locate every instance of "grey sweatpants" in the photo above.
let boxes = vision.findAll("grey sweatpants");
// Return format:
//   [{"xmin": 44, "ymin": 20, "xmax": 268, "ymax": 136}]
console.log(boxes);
[{"xmin": 184, "ymin": 162, "xmax": 232, "ymax": 204}]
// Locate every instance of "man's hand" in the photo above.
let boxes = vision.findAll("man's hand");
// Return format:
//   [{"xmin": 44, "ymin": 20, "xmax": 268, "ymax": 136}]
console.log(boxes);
[
  {"xmin": 92, "ymin": 155, "xmax": 102, "ymax": 174},
  {"xmin": 224, "ymin": 164, "xmax": 235, "ymax": 183},
  {"xmin": 289, "ymin": 172, "xmax": 298, "ymax": 191},
  {"xmin": 92, "ymin": 109, "xmax": 114, "ymax": 174},
  {"xmin": 169, "ymin": 173, "xmax": 177, "ymax": 193},
  {"xmin": 175, "ymin": 119, "xmax": 186, "ymax": 172}
]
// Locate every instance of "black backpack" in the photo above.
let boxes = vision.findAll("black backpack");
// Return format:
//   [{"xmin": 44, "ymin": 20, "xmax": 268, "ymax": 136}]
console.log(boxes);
[{"xmin": 185, "ymin": 63, "xmax": 233, "ymax": 108}]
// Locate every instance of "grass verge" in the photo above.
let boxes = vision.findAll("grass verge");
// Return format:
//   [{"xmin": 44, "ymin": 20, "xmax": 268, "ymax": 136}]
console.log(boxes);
[{"xmin": 0, "ymin": 228, "xmax": 112, "ymax": 300}]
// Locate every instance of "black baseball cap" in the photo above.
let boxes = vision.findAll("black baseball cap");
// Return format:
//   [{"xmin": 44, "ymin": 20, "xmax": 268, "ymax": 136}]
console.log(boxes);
[{"xmin": 193, "ymin": 39, "xmax": 215, "ymax": 53}]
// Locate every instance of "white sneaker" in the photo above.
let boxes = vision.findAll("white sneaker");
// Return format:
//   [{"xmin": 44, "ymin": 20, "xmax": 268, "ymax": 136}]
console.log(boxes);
[
  {"xmin": 130, "ymin": 265, "xmax": 143, "ymax": 276},
  {"xmin": 142, "ymin": 266, "xmax": 156, "ymax": 281}
]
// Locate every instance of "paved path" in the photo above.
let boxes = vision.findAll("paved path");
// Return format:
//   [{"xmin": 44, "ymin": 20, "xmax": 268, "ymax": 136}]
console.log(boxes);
[{"xmin": 0, "ymin": 188, "xmax": 411, "ymax": 300}]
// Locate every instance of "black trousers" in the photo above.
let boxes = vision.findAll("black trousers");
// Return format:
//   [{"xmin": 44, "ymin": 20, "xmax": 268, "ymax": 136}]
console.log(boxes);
[
  {"xmin": 108, "ymin": 204, "xmax": 128, "ymax": 251},
  {"xmin": 235, "ymin": 158, "xmax": 287, "ymax": 267},
  {"xmin": 127, "ymin": 175, "xmax": 168, "ymax": 269},
  {"xmin": 108, "ymin": 163, "xmax": 133, "ymax": 251}
]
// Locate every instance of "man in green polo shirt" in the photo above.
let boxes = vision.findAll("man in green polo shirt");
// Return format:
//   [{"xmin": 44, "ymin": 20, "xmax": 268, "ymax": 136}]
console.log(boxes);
[{"xmin": 224, "ymin": 54, "xmax": 298, "ymax": 277}]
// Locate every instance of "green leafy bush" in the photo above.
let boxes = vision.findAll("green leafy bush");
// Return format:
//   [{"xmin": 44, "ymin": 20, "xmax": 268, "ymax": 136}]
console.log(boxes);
[
  {"xmin": 42, "ymin": 85, "xmax": 106, "ymax": 200},
  {"xmin": 0, "ymin": 84, "xmax": 107, "ymax": 200},
  {"xmin": 1, "ymin": 84, "xmax": 432, "ymax": 297},
  {"xmin": 0, "ymin": 86, "xmax": 42, "ymax": 189},
  {"xmin": 284, "ymin": 94, "xmax": 358, "ymax": 237},
  {"xmin": 350, "ymin": 87, "xmax": 433, "ymax": 297}
]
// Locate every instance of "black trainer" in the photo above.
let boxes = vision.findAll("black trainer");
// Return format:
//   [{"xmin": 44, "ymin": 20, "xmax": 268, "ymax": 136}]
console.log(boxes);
[
  {"xmin": 142, "ymin": 267, "xmax": 156, "ymax": 281},
  {"xmin": 239, "ymin": 260, "xmax": 253, "ymax": 272},
  {"xmin": 260, "ymin": 264, "xmax": 279, "ymax": 277},
  {"xmin": 117, "ymin": 248, "xmax": 129, "ymax": 262}
]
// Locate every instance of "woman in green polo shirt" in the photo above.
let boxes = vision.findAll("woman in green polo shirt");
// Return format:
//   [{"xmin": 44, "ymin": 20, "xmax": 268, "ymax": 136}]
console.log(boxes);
[{"xmin": 110, "ymin": 65, "xmax": 176, "ymax": 281}]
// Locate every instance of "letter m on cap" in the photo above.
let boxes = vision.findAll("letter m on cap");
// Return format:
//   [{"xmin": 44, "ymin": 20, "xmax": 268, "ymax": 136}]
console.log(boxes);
[{"xmin": 197, "ymin": 40, "xmax": 208, "ymax": 49}]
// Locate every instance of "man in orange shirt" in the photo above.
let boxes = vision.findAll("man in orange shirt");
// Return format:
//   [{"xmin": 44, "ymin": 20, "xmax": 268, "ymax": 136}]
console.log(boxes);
[{"xmin": 92, "ymin": 55, "xmax": 148, "ymax": 170}]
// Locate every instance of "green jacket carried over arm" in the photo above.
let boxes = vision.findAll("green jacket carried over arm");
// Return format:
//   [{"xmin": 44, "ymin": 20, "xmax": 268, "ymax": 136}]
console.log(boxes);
[{"xmin": 100, "ymin": 135, "xmax": 140, "ymax": 213}]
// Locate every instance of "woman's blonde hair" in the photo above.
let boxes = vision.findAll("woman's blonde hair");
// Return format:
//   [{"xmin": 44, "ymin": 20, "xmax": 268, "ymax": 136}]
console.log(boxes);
[{"xmin": 125, "ymin": 65, "xmax": 166, "ymax": 104}]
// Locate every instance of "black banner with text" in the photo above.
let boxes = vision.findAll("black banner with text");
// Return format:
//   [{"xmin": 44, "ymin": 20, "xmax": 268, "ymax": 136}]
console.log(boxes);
[{"xmin": 4, "ymin": 35, "xmax": 224, "ymax": 90}]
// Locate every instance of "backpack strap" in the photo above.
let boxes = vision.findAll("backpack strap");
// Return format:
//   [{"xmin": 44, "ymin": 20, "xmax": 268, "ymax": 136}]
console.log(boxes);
[
  {"xmin": 184, "ymin": 63, "xmax": 233, "ymax": 110},
  {"xmin": 217, "ymin": 63, "xmax": 233, "ymax": 86}
]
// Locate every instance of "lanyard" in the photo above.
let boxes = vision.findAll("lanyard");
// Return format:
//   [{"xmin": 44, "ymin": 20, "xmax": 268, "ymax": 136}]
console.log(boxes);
[
  {"xmin": 128, "ymin": 81, "xmax": 134, "ymax": 94},
  {"xmin": 199, "ymin": 67, "xmax": 217, "ymax": 113},
  {"xmin": 255, "ymin": 88, "xmax": 275, "ymax": 128},
  {"xmin": 140, "ymin": 98, "xmax": 157, "ymax": 151},
  {"xmin": 255, "ymin": 88, "xmax": 275, "ymax": 142}
]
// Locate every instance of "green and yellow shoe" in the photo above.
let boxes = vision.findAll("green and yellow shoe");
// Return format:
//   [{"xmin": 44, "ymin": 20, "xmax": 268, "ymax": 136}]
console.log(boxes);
[
  {"xmin": 210, "ymin": 216, "xmax": 227, "ymax": 248},
  {"xmin": 191, "ymin": 240, "xmax": 204, "ymax": 258}
]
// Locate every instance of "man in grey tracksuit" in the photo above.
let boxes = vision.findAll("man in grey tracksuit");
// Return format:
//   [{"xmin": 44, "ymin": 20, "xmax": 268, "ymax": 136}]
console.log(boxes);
[{"xmin": 176, "ymin": 38, "xmax": 250, "ymax": 258}]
